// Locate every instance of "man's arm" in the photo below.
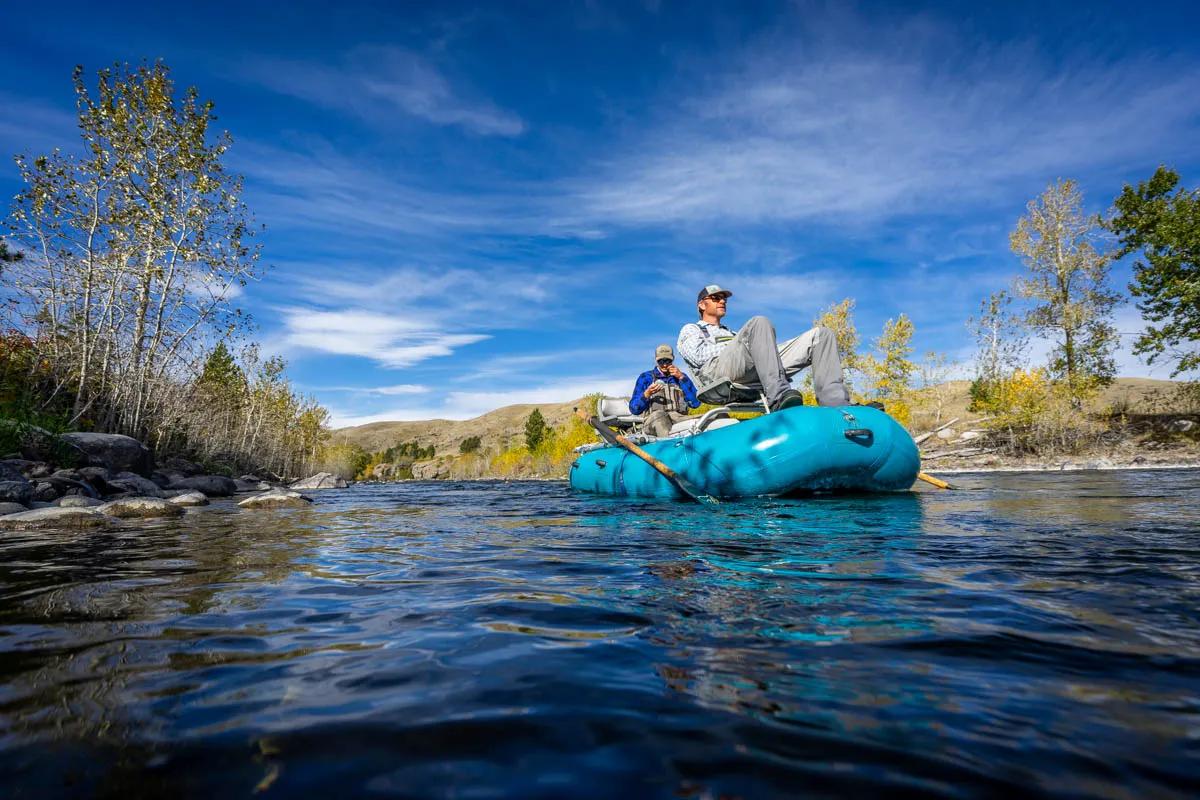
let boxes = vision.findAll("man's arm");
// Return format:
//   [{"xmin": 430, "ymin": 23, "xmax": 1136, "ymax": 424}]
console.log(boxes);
[
  {"xmin": 628, "ymin": 371, "xmax": 653, "ymax": 415},
  {"xmin": 676, "ymin": 324, "xmax": 708, "ymax": 371}
]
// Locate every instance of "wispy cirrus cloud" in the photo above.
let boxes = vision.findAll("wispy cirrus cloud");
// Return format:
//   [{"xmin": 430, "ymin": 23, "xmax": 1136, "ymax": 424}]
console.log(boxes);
[
  {"xmin": 240, "ymin": 45, "xmax": 525, "ymax": 137},
  {"xmin": 278, "ymin": 307, "xmax": 488, "ymax": 369},
  {"xmin": 308, "ymin": 383, "xmax": 429, "ymax": 396},
  {"xmin": 0, "ymin": 90, "xmax": 80, "ymax": 156},
  {"xmin": 580, "ymin": 18, "xmax": 1200, "ymax": 228}
]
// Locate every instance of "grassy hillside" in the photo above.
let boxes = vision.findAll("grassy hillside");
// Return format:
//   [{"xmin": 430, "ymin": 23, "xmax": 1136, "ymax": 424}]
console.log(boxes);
[
  {"xmin": 332, "ymin": 399, "xmax": 589, "ymax": 456},
  {"xmin": 333, "ymin": 379, "xmax": 1191, "ymax": 457},
  {"xmin": 907, "ymin": 377, "xmax": 1187, "ymax": 431}
]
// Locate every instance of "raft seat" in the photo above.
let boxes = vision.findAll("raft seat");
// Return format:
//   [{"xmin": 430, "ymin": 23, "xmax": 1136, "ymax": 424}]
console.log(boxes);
[
  {"xmin": 694, "ymin": 376, "xmax": 771, "ymax": 414},
  {"xmin": 597, "ymin": 396, "xmax": 644, "ymax": 432}
]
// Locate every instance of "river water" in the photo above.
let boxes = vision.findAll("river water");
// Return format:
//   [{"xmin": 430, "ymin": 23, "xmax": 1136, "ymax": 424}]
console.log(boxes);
[{"xmin": 1, "ymin": 470, "xmax": 1199, "ymax": 798}]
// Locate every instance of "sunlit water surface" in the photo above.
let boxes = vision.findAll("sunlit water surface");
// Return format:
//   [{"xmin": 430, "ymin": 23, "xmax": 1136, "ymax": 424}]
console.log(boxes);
[{"xmin": 2, "ymin": 471, "xmax": 1199, "ymax": 798}]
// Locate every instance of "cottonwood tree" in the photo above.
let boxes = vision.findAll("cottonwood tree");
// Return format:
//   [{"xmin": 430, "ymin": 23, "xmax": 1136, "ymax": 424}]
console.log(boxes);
[
  {"xmin": 968, "ymin": 289, "xmax": 1028, "ymax": 409},
  {"xmin": 915, "ymin": 351, "xmax": 955, "ymax": 425},
  {"xmin": 862, "ymin": 314, "xmax": 916, "ymax": 416},
  {"xmin": 1107, "ymin": 166, "xmax": 1200, "ymax": 376},
  {"xmin": 813, "ymin": 298, "xmax": 862, "ymax": 389},
  {"xmin": 1011, "ymin": 179, "xmax": 1121, "ymax": 400},
  {"xmin": 7, "ymin": 61, "xmax": 262, "ymax": 433}
]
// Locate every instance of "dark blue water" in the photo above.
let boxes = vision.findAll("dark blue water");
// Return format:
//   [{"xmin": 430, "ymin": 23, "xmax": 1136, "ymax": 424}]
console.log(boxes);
[{"xmin": 2, "ymin": 470, "xmax": 1199, "ymax": 798}]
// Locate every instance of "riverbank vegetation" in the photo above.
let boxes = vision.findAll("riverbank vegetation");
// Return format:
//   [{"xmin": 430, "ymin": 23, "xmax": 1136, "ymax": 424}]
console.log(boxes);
[{"xmin": 1, "ymin": 63, "xmax": 329, "ymax": 477}]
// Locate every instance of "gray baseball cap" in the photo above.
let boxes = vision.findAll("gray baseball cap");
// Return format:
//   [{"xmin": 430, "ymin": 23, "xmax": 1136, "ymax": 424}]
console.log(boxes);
[{"xmin": 697, "ymin": 284, "xmax": 732, "ymax": 302}]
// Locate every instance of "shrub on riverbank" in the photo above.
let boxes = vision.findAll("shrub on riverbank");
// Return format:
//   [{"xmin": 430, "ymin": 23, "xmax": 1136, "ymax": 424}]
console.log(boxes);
[{"xmin": 490, "ymin": 412, "xmax": 598, "ymax": 478}]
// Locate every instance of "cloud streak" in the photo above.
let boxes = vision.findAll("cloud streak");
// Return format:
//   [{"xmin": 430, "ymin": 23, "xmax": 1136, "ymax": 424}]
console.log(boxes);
[
  {"xmin": 580, "ymin": 20, "xmax": 1200, "ymax": 228},
  {"xmin": 278, "ymin": 307, "xmax": 489, "ymax": 368},
  {"xmin": 241, "ymin": 45, "xmax": 525, "ymax": 137}
]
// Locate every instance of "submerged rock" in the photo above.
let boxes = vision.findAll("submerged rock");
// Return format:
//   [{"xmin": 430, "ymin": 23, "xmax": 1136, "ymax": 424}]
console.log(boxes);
[
  {"xmin": 289, "ymin": 472, "xmax": 347, "ymax": 490},
  {"xmin": 238, "ymin": 488, "xmax": 313, "ymax": 509},
  {"xmin": 57, "ymin": 496, "xmax": 104, "ymax": 508},
  {"xmin": 166, "ymin": 490, "xmax": 209, "ymax": 506},
  {"xmin": 98, "ymin": 497, "xmax": 185, "ymax": 519},
  {"xmin": 0, "ymin": 507, "xmax": 112, "ymax": 530}
]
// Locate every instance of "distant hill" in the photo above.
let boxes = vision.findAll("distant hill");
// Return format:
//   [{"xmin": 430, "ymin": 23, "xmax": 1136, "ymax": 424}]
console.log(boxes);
[
  {"xmin": 331, "ymin": 378, "xmax": 1189, "ymax": 456},
  {"xmin": 331, "ymin": 398, "xmax": 589, "ymax": 456}
]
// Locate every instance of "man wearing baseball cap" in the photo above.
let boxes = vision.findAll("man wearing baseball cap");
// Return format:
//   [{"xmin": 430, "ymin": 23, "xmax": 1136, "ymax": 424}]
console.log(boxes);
[
  {"xmin": 627, "ymin": 343, "xmax": 700, "ymax": 437},
  {"xmin": 676, "ymin": 284, "xmax": 851, "ymax": 411}
]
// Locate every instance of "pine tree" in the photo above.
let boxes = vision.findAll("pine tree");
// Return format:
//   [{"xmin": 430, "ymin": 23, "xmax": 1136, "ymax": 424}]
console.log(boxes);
[
  {"xmin": 524, "ymin": 409, "xmax": 548, "ymax": 451},
  {"xmin": 1107, "ymin": 166, "xmax": 1200, "ymax": 376}
]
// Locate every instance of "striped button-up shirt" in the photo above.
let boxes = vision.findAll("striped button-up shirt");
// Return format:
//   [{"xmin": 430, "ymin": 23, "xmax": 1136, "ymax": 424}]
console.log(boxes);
[{"xmin": 676, "ymin": 321, "xmax": 737, "ymax": 373}]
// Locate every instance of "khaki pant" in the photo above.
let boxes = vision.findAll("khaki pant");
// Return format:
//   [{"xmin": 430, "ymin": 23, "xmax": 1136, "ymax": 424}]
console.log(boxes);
[
  {"xmin": 643, "ymin": 409, "xmax": 691, "ymax": 437},
  {"xmin": 698, "ymin": 317, "xmax": 850, "ymax": 407}
]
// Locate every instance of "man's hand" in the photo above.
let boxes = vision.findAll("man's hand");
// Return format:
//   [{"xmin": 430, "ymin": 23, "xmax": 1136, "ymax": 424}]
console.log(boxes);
[
  {"xmin": 665, "ymin": 364, "xmax": 684, "ymax": 380},
  {"xmin": 643, "ymin": 382, "xmax": 663, "ymax": 399}
]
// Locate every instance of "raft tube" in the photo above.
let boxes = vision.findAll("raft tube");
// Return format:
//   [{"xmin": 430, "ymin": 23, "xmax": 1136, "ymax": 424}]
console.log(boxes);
[{"xmin": 569, "ymin": 405, "xmax": 919, "ymax": 499}]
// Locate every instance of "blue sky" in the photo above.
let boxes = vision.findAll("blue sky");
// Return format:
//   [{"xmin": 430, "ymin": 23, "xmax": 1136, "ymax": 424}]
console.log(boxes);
[{"xmin": 3, "ymin": 0, "xmax": 1199, "ymax": 425}]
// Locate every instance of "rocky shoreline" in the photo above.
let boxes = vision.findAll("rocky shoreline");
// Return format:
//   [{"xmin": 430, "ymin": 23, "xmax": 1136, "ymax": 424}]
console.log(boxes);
[{"xmin": 0, "ymin": 429, "xmax": 349, "ymax": 530}]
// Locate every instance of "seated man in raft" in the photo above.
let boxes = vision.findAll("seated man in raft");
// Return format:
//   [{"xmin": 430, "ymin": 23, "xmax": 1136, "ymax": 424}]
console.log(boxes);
[
  {"xmin": 676, "ymin": 284, "xmax": 855, "ymax": 412},
  {"xmin": 628, "ymin": 344, "xmax": 701, "ymax": 437}
]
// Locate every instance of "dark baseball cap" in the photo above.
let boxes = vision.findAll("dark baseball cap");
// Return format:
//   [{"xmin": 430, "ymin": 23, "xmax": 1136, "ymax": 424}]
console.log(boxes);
[{"xmin": 697, "ymin": 284, "xmax": 732, "ymax": 302}]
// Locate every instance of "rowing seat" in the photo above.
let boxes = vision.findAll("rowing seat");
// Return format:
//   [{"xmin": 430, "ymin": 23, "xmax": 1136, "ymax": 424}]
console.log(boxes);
[
  {"xmin": 693, "ymin": 376, "xmax": 772, "ymax": 414},
  {"xmin": 596, "ymin": 396, "xmax": 643, "ymax": 432}
]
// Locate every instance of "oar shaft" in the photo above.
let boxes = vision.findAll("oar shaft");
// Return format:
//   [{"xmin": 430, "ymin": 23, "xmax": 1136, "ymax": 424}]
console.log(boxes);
[{"xmin": 917, "ymin": 472, "xmax": 953, "ymax": 490}]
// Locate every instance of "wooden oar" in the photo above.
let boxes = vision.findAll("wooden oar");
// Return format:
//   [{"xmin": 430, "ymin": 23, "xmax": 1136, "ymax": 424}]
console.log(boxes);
[
  {"xmin": 575, "ymin": 408, "xmax": 718, "ymax": 504},
  {"xmin": 917, "ymin": 472, "xmax": 954, "ymax": 490}
]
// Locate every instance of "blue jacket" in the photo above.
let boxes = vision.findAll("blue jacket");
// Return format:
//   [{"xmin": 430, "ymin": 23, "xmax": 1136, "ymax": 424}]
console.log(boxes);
[{"xmin": 628, "ymin": 366, "xmax": 700, "ymax": 415}]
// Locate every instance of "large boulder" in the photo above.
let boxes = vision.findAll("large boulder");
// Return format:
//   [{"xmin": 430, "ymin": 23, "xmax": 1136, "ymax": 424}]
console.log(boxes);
[
  {"xmin": 289, "ymin": 472, "xmax": 347, "ymax": 490},
  {"xmin": 0, "ymin": 501, "xmax": 29, "ymax": 516},
  {"xmin": 411, "ymin": 460, "xmax": 450, "ymax": 480},
  {"xmin": 98, "ymin": 497, "xmax": 184, "ymax": 519},
  {"xmin": 234, "ymin": 478, "xmax": 271, "ymax": 492},
  {"xmin": 238, "ymin": 488, "xmax": 313, "ymax": 509},
  {"xmin": 60, "ymin": 432, "xmax": 152, "ymax": 475},
  {"xmin": 0, "ymin": 506, "xmax": 112, "ymax": 530},
  {"xmin": 0, "ymin": 479, "xmax": 34, "ymax": 505},
  {"xmin": 170, "ymin": 475, "xmax": 238, "ymax": 497}
]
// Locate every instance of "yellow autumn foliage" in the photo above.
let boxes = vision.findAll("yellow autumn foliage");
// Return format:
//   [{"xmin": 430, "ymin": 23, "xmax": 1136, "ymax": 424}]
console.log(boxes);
[{"xmin": 976, "ymin": 368, "xmax": 1101, "ymax": 453}]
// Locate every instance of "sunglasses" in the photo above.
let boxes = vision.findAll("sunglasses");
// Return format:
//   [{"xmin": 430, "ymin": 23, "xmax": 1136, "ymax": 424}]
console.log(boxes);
[
  {"xmin": 656, "ymin": 358, "xmax": 673, "ymax": 366},
  {"xmin": 705, "ymin": 295, "xmax": 728, "ymax": 303}
]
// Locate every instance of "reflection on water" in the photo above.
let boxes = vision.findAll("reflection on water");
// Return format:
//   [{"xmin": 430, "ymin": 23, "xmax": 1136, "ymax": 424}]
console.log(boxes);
[{"xmin": 1, "ymin": 471, "xmax": 1199, "ymax": 797}]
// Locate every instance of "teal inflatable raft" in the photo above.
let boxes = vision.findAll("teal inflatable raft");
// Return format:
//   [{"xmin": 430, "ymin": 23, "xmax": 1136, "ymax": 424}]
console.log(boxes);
[{"xmin": 569, "ymin": 405, "xmax": 919, "ymax": 499}]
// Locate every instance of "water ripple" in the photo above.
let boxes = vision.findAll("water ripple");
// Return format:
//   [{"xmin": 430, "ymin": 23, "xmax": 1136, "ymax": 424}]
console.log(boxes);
[{"xmin": 1, "ymin": 470, "xmax": 1199, "ymax": 797}]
